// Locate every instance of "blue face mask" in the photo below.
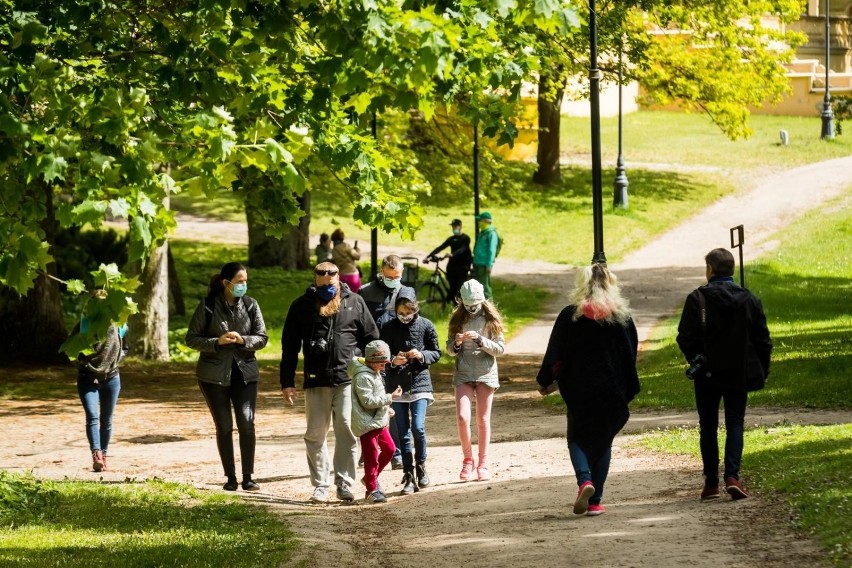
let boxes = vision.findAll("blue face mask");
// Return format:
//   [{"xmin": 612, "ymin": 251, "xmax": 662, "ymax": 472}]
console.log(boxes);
[
  {"xmin": 231, "ymin": 282, "xmax": 248, "ymax": 297},
  {"xmin": 382, "ymin": 276, "xmax": 401, "ymax": 290},
  {"xmin": 452, "ymin": 228, "xmax": 461, "ymax": 235},
  {"xmin": 316, "ymin": 285, "xmax": 337, "ymax": 301}
]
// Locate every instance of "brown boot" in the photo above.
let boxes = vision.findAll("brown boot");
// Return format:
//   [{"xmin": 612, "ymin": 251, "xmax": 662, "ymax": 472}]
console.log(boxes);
[{"xmin": 92, "ymin": 450, "xmax": 105, "ymax": 472}]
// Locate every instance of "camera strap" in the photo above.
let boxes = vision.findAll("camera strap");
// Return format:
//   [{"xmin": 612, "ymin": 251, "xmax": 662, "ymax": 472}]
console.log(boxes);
[{"xmin": 696, "ymin": 289, "xmax": 707, "ymax": 331}]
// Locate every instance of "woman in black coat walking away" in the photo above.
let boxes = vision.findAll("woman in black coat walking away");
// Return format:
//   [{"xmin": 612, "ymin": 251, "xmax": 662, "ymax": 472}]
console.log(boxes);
[{"xmin": 536, "ymin": 263, "xmax": 640, "ymax": 517}]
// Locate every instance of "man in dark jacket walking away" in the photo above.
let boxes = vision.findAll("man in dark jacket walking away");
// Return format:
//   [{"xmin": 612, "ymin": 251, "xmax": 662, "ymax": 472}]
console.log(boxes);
[
  {"xmin": 677, "ymin": 248, "xmax": 772, "ymax": 501},
  {"xmin": 426, "ymin": 219, "xmax": 472, "ymax": 304},
  {"xmin": 280, "ymin": 262, "xmax": 380, "ymax": 503}
]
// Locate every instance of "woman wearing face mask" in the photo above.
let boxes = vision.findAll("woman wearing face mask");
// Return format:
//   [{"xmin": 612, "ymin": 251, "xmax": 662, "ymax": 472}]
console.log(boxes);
[
  {"xmin": 380, "ymin": 288, "xmax": 441, "ymax": 495},
  {"xmin": 447, "ymin": 279, "xmax": 505, "ymax": 482},
  {"xmin": 186, "ymin": 262, "xmax": 268, "ymax": 492}
]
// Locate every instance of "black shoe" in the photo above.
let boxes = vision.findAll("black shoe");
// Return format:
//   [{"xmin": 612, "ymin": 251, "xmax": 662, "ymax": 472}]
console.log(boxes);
[
  {"xmin": 391, "ymin": 456, "xmax": 403, "ymax": 470},
  {"xmin": 223, "ymin": 477, "xmax": 238, "ymax": 491},
  {"xmin": 400, "ymin": 472, "xmax": 418, "ymax": 495},
  {"xmin": 416, "ymin": 462, "xmax": 430, "ymax": 488},
  {"xmin": 242, "ymin": 479, "xmax": 260, "ymax": 492},
  {"xmin": 336, "ymin": 484, "xmax": 354, "ymax": 501}
]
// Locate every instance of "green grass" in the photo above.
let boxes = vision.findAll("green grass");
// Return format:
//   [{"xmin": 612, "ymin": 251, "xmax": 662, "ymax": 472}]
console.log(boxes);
[
  {"xmin": 634, "ymin": 193, "xmax": 852, "ymax": 409},
  {"xmin": 168, "ymin": 240, "xmax": 550, "ymax": 362},
  {"xmin": 560, "ymin": 111, "xmax": 852, "ymax": 172},
  {"xmin": 0, "ymin": 474, "xmax": 296, "ymax": 567},
  {"xmin": 640, "ymin": 424, "xmax": 852, "ymax": 566}
]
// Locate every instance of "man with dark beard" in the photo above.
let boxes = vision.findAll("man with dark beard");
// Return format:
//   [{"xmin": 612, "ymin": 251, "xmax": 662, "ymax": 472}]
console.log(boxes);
[{"xmin": 280, "ymin": 262, "xmax": 380, "ymax": 503}]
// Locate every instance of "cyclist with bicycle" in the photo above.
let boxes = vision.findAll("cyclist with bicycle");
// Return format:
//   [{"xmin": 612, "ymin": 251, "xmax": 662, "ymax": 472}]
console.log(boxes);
[{"xmin": 425, "ymin": 219, "xmax": 472, "ymax": 305}]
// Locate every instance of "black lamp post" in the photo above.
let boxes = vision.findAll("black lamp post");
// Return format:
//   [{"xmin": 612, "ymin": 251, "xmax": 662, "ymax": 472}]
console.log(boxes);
[
  {"xmin": 473, "ymin": 123, "xmax": 481, "ymax": 241},
  {"xmin": 370, "ymin": 112, "xmax": 379, "ymax": 280},
  {"xmin": 821, "ymin": 0, "xmax": 835, "ymax": 139},
  {"xmin": 589, "ymin": 0, "xmax": 607, "ymax": 265},
  {"xmin": 613, "ymin": 36, "xmax": 629, "ymax": 209}
]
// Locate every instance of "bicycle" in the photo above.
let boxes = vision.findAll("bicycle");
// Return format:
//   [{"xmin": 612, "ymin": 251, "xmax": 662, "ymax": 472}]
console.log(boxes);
[{"xmin": 418, "ymin": 255, "xmax": 452, "ymax": 310}]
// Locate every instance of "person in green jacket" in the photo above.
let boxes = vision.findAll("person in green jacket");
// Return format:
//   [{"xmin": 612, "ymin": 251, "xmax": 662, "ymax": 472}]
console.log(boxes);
[{"xmin": 472, "ymin": 211, "xmax": 499, "ymax": 300}]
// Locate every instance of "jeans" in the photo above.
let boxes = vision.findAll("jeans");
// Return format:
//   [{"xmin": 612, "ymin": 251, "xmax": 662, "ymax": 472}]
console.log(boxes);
[
  {"xmin": 304, "ymin": 385, "xmax": 357, "ymax": 489},
  {"xmin": 360, "ymin": 427, "xmax": 395, "ymax": 493},
  {"xmin": 77, "ymin": 374, "xmax": 121, "ymax": 454},
  {"xmin": 198, "ymin": 379, "xmax": 257, "ymax": 478},
  {"xmin": 568, "ymin": 442, "xmax": 611, "ymax": 505},
  {"xmin": 393, "ymin": 398, "xmax": 429, "ymax": 469},
  {"xmin": 694, "ymin": 379, "xmax": 747, "ymax": 487}
]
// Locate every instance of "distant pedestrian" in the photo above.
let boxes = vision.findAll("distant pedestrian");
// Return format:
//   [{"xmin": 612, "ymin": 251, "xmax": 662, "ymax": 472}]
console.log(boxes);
[
  {"xmin": 348, "ymin": 340, "xmax": 403, "ymax": 504},
  {"xmin": 185, "ymin": 262, "xmax": 269, "ymax": 492},
  {"xmin": 76, "ymin": 314, "xmax": 128, "ymax": 473},
  {"xmin": 536, "ymin": 263, "xmax": 640, "ymax": 517},
  {"xmin": 426, "ymin": 218, "xmax": 472, "ymax": 304},
  {"xmin": 676, "ymin": 248, "xmax": 772, "ymax": 501},
  {"xmin": 447, "ymin": 279, "xmax": 505, "ymax": 482},
  {"xmin": 380, "ymin": 288, "xmax": 441, "ymax": 494},
  {"xmin": 315, "ymin": 233, "xmax": 333, "ymax": 265},
  {"xmin": 331, "ymin": 228, "xmax": 362, "ymax": 293},
  {"xmin": 472, "ymin": 212, "xmax": 499, "ymax": 300}
]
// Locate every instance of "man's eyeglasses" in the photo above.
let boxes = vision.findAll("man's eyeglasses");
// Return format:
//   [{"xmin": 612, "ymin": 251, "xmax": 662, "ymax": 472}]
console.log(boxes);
[{"xmin": 315, "ymin": 269, "xmax": 339, "ymax": 276}]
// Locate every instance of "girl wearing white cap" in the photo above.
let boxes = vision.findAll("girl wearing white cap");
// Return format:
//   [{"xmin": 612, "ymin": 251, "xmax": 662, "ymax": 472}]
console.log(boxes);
[{"xmin": 447, "ymin": 279, "xmax": 505, "ymax": 482}]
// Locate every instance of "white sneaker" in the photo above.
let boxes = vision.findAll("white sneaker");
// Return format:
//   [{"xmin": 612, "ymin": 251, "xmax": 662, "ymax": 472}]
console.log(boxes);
[{"xmin": 309, "ymin": 486, "xmax": 329, "ymax": 503}]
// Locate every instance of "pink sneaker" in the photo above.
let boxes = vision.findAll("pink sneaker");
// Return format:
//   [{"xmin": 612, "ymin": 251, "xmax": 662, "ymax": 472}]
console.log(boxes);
[
  {"xmin": 573, "ymin": 481, "xmax": 595, "ymax": 514},
  {"xmin": 586, "ymin": 504, "xmax": 605, "ymax": 516},
  {"xmin": 476, "ymin": 464, "xmax": 491, "ymax": 481},
  {"xmin": 459, "ymin": 458, "xmax": 475, "ymax": 481}
]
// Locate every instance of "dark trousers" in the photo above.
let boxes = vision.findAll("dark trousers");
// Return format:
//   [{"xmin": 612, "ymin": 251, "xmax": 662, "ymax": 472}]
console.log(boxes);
[
  {"xmin": 694, "ymin": 379, "xmax": 747, "ymax": 487},
  {"xmin": 446, "ymin": 265, "xmax": 468, "ymax": 304},
  {"xmin": 198, "ymin": 379, "xmax": 257, "ymax": 478}
]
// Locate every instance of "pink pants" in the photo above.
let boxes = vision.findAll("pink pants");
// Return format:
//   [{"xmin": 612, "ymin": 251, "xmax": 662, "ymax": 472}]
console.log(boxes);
[
  {"xmin": 455, "ymin": 382, "xmax": 495, "ymax": 465},
  {"xmin": 360, "ymin": 426, "xmax": 395, "ymax": 493},
  {"xmin": 339, "ymin": 272, "xmax": 361, "ymax": 294}
]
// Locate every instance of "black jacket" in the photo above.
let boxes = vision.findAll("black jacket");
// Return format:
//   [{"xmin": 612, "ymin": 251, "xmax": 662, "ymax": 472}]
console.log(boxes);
[
  {"xmin": 185, "ymin": 294, "xmax": 269, "ymax": 386},
  {"xmin": 536, "ymin": 305, "xmax": 640, "ymax": 457},
  {"xmin": 379, "ymin": 288, "xmax": 441, "ymax": 394},
  {"xmin": 280, "ymin": 283, "xmax": 379, "ymax": 389},
  {"xmin": 677, "ymin": 279, "xmax": 772, "ymax": 391},
  {"xmin": 429, "ymin": 233, "xmax": 472, "ymax": 275}
]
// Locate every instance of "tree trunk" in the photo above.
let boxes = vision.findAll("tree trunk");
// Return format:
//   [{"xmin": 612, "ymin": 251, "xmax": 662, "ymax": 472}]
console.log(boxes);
[
  {"xmin": 247, "ymin": 191, "xmax": 311, "ymax": 270},
  {"xmin": 533, "ymin": 70, "xmax": 566, "ymax": 185},
  {"xmin": 128, "ymin": 238, "xmax": 170, "ymax": 360},
  {"xmin": 0, "ymin": 182, "xmax": 67, "ymax": 363}
]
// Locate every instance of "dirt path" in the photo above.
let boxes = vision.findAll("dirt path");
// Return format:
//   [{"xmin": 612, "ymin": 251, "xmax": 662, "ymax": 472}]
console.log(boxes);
[{"xmin": 6, "ymin": 158, "xmax": 852, "ymax": 567}]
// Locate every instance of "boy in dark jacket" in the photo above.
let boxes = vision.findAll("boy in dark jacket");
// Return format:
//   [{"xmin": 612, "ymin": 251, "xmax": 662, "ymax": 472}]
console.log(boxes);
[
  {"xmin": 380, "ymin": 288, "xmax": 441, "ymax": 494},
  {"xmin": 677, "ymin": 248, "xmax": 772, "ymax": 501}
]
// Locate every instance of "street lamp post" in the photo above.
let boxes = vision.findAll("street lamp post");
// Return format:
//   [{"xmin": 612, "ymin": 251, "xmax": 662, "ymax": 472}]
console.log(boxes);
[
  {"xmin": 613, "ymin": 37, "xmax": 629, "ymax": 209},
  {"xmin": 370, "ymin": 112, "xmax": 379, "ymax": 280},
  {"xmin": 589, "ymin": 0, "xmax": 607, "ymax": 265},
  {"xmin": 821, "ymin": 0, "xmax": 835, "ymax": 139}
]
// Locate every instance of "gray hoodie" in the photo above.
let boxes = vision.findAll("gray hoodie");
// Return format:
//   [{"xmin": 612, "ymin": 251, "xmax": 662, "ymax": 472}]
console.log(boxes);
[{"xmin": 446, "ymin": 310, "xmax": 505, "ymax": 389}]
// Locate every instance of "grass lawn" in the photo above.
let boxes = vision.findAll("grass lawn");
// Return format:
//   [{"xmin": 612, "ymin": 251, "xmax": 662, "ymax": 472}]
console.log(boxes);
[
  {"xmin": 0, "ymin": 473, "xmax": 296, "ymax": 567},
  {"xmin": 560, "ymin": 111, "xmax": 852, "ymax": 171},
  {"xmin": 640, "ymin": 424, "xmax": 852, "ymax": 566}
]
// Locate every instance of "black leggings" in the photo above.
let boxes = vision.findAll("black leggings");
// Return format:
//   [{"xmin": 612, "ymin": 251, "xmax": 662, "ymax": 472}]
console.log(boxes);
[{"xmin": 198, "ymin": 379, "xmax": 257, "ymax": 478}]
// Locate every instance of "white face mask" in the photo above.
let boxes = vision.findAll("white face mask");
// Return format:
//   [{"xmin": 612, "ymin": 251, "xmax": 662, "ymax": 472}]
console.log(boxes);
[
  {"xmin": 381, "ymin": 275, "xmax": 401, "ymax": 289},
  {"xmin": 464, "ymin": 303, "xmax": 482, "ymax": 315},
  {"xmin": 397, "ymin": 313, "xmax": 415, "ymax": 324}
]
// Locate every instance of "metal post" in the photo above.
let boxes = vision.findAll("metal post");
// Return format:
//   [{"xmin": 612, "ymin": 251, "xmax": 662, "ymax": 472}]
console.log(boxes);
[
  {"xmin": 473, "ymin": 123, "xmax": 481, "ymax": 241},
  {"xmin": 821, "ymin": 0, "xmax": 835, "ymax": 139},
  {"xmin": 370, "ymin": 112, "xmax": 378, "ymax": 281},
  {"xmin": 589, "ymin": 0, "xmax": 607, "ymax": 265},
  {"xmin": 613, "ymin": 37, "xmax": 629, "ymax": 209}
]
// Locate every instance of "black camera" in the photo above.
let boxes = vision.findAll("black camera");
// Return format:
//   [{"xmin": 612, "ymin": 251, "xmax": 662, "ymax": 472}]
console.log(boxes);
[
  {"xmin": 310, "ymin": 338, "xmax": 330, "ymax": 355},
  {"xmin": 685, "ymin": 354, "xmax": 710, "ymax": 381}
]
